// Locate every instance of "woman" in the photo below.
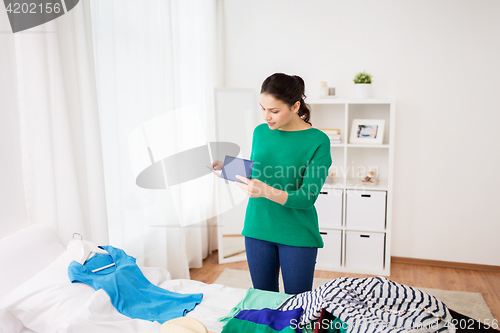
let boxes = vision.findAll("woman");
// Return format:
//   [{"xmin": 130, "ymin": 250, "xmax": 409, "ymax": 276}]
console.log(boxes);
[{"xmin": 211, "ymin": 73, "xmax": 332, "ymax": 294}]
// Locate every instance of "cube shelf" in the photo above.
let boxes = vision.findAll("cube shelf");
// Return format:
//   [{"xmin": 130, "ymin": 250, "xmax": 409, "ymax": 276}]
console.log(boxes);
[{"xmin": 312, "ymin": 98, "xmax": 396, "ymax": 276}]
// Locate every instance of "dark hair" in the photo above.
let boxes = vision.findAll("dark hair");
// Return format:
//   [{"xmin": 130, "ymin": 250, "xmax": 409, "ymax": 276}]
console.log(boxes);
[{"xmin": 260, "ymin": 73, "xmax": 312, "ymax": 126}]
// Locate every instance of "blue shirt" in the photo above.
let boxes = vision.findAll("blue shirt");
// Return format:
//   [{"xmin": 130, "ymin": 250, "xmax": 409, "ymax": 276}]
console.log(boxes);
[
  {"xmin": 68, "ymin": 245, "xmax": 203, "ymax": 324},
  {"xmin": 221, "ymin": 308, "xmax": 304, "ymax": 333}
]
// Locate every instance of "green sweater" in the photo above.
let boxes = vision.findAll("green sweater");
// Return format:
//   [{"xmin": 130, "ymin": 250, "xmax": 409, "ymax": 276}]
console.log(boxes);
[{"xmin": 241, "ymin": 123, "xmax": 332, "ymax": 248}]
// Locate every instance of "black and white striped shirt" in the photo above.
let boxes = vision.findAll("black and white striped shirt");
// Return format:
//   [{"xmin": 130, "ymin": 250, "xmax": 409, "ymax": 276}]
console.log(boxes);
[{"xmin": 277, "ymin": 276, "xmax": 454, "ymax": 333}]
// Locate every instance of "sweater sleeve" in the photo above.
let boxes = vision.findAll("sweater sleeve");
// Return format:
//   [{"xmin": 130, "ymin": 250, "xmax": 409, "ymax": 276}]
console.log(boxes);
[
  {"xmin": 249, "ymin": 125, "xmax": 261, "ymax": 164},
  {"xmin": 282, "ymin": 139, "xmax": 332, "ymax": 210}
]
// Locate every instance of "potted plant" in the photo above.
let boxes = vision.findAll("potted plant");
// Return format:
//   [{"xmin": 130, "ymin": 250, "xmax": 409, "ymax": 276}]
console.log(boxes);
[{"xmin": 353, "ymin": 71, "xmax": 373, "ymax": 98}]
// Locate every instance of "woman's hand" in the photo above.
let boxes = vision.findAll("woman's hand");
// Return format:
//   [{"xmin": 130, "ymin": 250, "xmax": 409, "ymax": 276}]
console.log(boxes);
[
  {"xmin": 211, "ymin": 160, "xmax": 223, "ymax": 178},
  {"xmin": 234, "ymin": 175, "xmax": 270, "ymax": 198}
]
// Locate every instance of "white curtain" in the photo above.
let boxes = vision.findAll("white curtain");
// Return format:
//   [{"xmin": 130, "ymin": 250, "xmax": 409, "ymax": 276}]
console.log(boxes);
[
  {"xmin": 89, "ymin": 0, "xmax": 222, "ymax": 278},
  {"xmin": 0, "ymin": 3, "xmax": 108, "ymax": 245}
]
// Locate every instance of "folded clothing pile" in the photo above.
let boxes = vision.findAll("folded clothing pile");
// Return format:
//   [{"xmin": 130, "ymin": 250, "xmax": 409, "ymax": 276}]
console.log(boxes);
[{"xmin": 219, "ymin": 288, "xmax": 346, "ymax": 333}]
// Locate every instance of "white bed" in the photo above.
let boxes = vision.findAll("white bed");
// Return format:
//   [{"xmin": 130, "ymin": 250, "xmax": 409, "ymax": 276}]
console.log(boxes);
[{"xmin": 0, "ymin": 225, "xmax": 248, "ymax": 333}]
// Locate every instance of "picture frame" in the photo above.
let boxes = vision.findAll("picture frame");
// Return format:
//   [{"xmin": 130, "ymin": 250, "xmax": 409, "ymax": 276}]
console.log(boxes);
[{"xmin": 349, "ymin": 119, "xmax": 385, "ymax": 144}]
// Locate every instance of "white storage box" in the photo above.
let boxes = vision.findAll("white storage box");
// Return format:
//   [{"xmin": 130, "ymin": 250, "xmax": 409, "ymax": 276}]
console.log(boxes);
[
  {"xmin": 345, "ymin": 231, "xmax": 385, "ymax": 270},
  {"xmin": 317, "ymin": 229, "xmax": 342, "ymax": 268},
  {"xmin": 346, "ymin": 190, "xmax": 386, "ymax": 230},
  {"xmin": 315, "ymin": 189, "xmax": 343, "ymax": 228}
]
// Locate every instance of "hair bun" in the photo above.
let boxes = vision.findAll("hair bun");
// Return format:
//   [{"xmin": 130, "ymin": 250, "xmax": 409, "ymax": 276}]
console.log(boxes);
[{"xmin": 293, "ymin": 75, "xmax": 306, "ymax": 97}]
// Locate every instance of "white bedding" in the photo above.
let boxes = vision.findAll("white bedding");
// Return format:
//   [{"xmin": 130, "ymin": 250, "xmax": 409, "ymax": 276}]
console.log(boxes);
[
  {"xmin": 0, "ymin": 225, "xmax": 247, "ymax": 333},
  {"xmin": 50, "ymin": 279, "xmax": 247, "ymax": 333}
]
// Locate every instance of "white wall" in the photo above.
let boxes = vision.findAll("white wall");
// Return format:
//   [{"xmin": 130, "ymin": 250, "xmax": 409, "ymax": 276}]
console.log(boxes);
[{"xmin": 222, "ymin": 0, "xmax": 500, "ymax": 266}]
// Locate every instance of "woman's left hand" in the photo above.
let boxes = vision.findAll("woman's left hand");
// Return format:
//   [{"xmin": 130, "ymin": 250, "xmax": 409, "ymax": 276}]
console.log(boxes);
[{"xmin": 235, "ymin": 175, "xmax": 269, "ymax": 198}]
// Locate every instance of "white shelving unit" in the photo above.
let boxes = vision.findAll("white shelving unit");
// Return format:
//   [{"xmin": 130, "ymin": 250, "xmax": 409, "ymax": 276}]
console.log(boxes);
[{"xmin": 310, "ymin": 98, "xmax": 396, "ymax": 276}]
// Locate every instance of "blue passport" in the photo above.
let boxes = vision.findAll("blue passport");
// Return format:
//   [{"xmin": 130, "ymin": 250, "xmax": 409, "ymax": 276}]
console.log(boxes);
[{"xmin": 220, "ymin": 155, "xmax": 254, "ymax": 184}]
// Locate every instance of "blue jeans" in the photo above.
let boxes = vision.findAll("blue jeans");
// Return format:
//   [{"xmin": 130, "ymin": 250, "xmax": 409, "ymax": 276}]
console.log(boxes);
[{"xmin": 245, "ymin": 237, "xmax": 318, "ymax": 295}]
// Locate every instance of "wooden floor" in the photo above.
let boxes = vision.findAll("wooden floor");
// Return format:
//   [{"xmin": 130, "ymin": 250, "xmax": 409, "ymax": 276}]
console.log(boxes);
[{"xmin": 190, "ymin": 251, "xmax": 500, "ymax": 321}]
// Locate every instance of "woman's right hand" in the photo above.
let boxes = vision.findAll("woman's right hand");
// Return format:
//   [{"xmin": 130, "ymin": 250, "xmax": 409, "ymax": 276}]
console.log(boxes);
[{"xmin": 211, "ymin": 160, "xmax": 223, "ymax": 177}]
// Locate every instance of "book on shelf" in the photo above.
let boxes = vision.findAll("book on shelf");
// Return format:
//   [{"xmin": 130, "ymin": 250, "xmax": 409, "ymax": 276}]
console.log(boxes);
[
  {"xmin": 318, "ymin": 128, "xmax": 341, "ymax": 136},
  {"xmin": 320, "ymin": 128, "xmax": 342, "ymax": 144}
]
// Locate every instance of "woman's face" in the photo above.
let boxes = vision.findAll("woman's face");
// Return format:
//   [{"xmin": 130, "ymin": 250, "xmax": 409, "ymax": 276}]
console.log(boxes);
[{"xmin": 260, "ymin": 93, "xmax": 299, "ymax": 130}]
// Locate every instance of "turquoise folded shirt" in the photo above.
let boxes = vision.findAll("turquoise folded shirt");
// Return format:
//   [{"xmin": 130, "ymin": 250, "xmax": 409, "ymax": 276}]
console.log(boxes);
[{"xmin": 219, "ymin": 288, "xmax": 290, "ymax": 323}]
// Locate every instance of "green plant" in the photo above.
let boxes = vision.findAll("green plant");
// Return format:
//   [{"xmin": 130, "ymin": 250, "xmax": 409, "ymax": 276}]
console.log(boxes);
[{"xmin": 353, "ymin": 71, "xmax": 373, "ymax": 84}]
